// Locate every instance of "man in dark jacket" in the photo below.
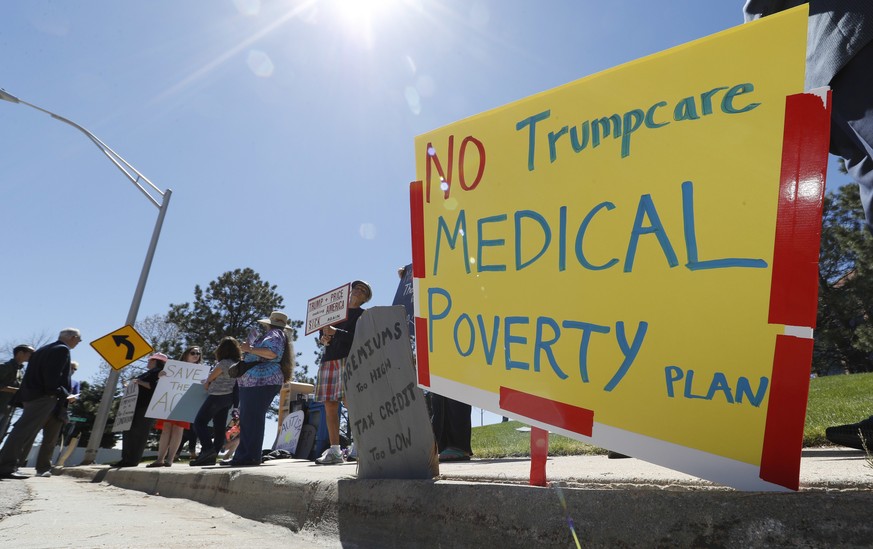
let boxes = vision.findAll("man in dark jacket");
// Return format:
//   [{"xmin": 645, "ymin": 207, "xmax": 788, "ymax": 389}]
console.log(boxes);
[{"xmin": 0, "ymin": 329, "xmax": 80, "ymax": 479}]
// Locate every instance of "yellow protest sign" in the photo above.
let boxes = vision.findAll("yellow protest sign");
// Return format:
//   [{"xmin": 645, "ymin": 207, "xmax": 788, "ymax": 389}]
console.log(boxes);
[
  {"xmin": 410, "ymin": 6, "xmax": 829, "ymax": 491},
  {"xmin": 90, "ymin": 325, "xmax": 154, "ymax": 370}
]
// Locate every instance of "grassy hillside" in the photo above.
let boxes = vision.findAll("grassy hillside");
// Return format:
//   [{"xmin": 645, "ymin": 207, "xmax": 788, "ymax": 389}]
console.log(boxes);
[{"xmin": 470, "ymin": 372, "xmax": 873, "ymax": 458}]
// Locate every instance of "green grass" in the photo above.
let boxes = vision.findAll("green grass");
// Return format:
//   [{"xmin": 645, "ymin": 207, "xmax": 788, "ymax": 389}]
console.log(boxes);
[
  {"xmin": 471, "ymin": 372, "xmax": 873, "ymax": 458},
  {"xmin": 471, "ymin": 420, "xmax": 604, "ymax": 458},
  {"xmin": 804, "ymin": 371, "xmax": 873, "ymax": 446}
]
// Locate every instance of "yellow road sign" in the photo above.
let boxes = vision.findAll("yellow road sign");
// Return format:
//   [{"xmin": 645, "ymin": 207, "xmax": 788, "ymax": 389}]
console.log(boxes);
[{"xmin": 90, "ymin": 325, "xmax": 153, "ymax": 370}]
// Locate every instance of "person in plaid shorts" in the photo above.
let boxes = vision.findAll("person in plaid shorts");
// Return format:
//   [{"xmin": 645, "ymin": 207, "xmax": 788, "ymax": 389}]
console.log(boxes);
[{"xmin": 315, "ymin": 280, "xmax": 371, "ymax": 465}]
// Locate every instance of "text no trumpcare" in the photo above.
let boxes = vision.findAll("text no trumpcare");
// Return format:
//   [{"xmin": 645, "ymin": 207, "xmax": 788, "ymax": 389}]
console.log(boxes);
[{"xmin": 421, "ymin": 82, "xmax": 771, "ymax": 407}]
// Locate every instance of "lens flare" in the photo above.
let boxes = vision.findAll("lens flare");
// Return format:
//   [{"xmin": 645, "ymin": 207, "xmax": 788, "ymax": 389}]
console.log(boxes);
[
  {"xmin": 247, "ymin": 49, "xmax": 275, "ymax": 77},
  {"xmin": 550, "ymin": 482, "xmax": 582, "ymax": 549}
]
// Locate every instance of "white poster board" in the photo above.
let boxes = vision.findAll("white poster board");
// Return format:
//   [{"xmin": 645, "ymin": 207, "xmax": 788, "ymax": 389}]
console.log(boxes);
[
  {"xmin": 112, "ymin": 381, "xmax": 138, "ymax": 432},
  {"xmin": 343, "ymin": 306, "xmax": 438, "ymax": 479},
  {"xmin": 145, "ymin": 359, "xmax": 210, "ymax": 420},
  {"xmin": 276, "ymin": 410, "xmax": 305, "ymax": 454},
  {"xmin": 305, "ymin": 283, "xmax": 350, "ymax": 335}
]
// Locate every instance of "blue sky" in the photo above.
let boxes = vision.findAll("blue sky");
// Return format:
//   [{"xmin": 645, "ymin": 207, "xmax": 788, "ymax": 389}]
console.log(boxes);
[{"xmin": 0, "ymin": 1, "xmax": 850, "ymax": 435}]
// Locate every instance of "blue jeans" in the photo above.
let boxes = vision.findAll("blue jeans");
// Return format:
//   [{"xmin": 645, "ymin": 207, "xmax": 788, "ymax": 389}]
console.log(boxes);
[
  {"xmin": 193, "ymin": 393, "xmax": 233, "ymax": 453},
  {"xmin": 234, "ymin": 385, "xmax": 280, "ymax": 464}
]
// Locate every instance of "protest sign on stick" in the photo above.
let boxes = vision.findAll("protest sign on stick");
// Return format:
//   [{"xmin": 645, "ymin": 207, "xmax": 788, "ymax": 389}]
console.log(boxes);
[
  {"xmin": 146, "ymin": 359, "xmax": 210, "ymax": 421},
  {"xmin": 112, "ymin": 382, "xmax": 138, "ymax": 432}
]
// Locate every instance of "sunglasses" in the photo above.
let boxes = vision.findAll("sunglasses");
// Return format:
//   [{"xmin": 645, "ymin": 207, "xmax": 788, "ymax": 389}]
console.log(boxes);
[{"xmin": 190, "ymin": 351, "xmax": 201, "ymax": 356}]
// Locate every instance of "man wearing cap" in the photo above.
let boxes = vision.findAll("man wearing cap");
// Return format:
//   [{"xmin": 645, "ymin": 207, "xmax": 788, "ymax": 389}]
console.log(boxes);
[
  {"xmin": 0, "ymin": 344, "xmax": 34, "ymax": 441},
  {"xmin": 315, "ymin": 280, "xmax": 372, "ymax": 465},
  {"xmin": 0, "ymin": 328, "xmax": 80, "ymax": 480},
  {"xmin": 115, "ymin": 352, "xmax": 169, "ymax": 468}
]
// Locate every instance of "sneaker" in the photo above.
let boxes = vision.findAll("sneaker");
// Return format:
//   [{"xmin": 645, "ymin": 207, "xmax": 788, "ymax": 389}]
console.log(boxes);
[
  {"xmin": 315, "ymin": 448, "xmax": 344, "ymax": 465},
  {"xmin": 36, "ymin": 471, "xmax": 52, "ymax": 478},
  {"xmin": 346, "ymin": 442, "xmax": 358, "ymax": 462}
]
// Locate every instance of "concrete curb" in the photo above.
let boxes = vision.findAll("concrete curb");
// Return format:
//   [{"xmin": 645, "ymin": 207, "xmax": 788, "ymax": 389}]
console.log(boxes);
[{"xmin": 57, "ymin": 451, "xmax": 873, "ymax": 548}]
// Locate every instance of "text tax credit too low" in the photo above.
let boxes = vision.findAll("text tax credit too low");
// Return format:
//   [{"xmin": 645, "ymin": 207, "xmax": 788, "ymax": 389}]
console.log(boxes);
[
  {"xmin": 343, "ymin": 306, "xmax": 438, "ymax": 480},
  {"xmin": 410, "ymin": 6, "xmax": 829, "ymax": 491}
]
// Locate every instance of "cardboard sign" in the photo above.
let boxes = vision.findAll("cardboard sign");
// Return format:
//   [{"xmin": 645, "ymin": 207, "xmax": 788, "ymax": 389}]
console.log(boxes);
[
  {"xmin": 111, "ymin": 382, "xmax": 138, "ymax": 432},
  {"xmin": 343, "ymin": 306, "xmax": 438, "ymax": 479},
  {"xmin": 276, "ymin": 410, "xmax": 305, "ymax": 454},
  {"xmin": 409, "ymin": 7, "xmax": 829, "ymax": 491},
  {"xmin": 167, "ymin": 383, "xmax": 208, "ymax": 423},
  {"xmin": 145, "ymin": 360, "xmax": 210, "ymax": 420},
  {"xmin": 306, "ymin": 283, "xmax": 351, "ymax": 335}
]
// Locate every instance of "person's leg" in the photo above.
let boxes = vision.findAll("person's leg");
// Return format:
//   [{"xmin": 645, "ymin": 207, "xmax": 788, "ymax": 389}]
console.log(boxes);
[
  {"xmin": 0, "ymin": 396, "xmax": 57, "ymax": 475},
  {"xmin": 223, "ymin": 437, "xmax": 239, "ymax": 459},
  {"xmin": 18, "ymin": 424, "xmax": 42, "ymax": 467},
  {"xmin": 324, "ymin": 400, "xmax": 341, "ymax": 446},
  {"xmin": 121, "ymin": 407, "xmax": 154, "ymax": 465},
  {"xmin": 234, "ymin": 385, "xmax": 280, "ymax": 464},
  {"xmin": 35, "ymin": 414, "xmax": 64, "ymax": 474},
  {"xmin": 0, "ymin": 398, "xmax": 13, "ymax": 442},
  {"xmin": 444, "ymin": 397, "xmax": 473, "ymax": 456},
  {"xmin": 154, "ymin": 426, "xmax": 171, "ymax": 463},
  {"xmin": 430, "ymin": 393, "xmax": 448, "ymax": 452},
  {"xmin": 193, "ymin": 397, "xmax": 219, "ymax": 454},
  {"xmin": 165, "ymin": 425, "xmax": 184, "ymax": 464},
  {"xmin": 211, "ymin": 396, "xmax": 233, "ymax": 454}
]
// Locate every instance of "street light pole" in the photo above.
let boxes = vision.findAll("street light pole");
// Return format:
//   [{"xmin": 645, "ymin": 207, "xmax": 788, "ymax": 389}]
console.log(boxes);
[{"xmin": 0, "ymin": 88, "xmax": 172, "ymax": 464}]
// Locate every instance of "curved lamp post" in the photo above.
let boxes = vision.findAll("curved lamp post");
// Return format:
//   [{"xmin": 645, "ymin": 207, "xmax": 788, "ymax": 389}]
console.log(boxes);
[{"xmin": 0, "ymin": 88, "xmax": 172, "ymax": 464}]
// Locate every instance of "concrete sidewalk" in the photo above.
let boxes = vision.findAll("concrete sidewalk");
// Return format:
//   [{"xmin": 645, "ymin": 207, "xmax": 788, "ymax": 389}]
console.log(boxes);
[{"xmin": 54, "ymin": 448, "xmax": 873, "ymax": 548}]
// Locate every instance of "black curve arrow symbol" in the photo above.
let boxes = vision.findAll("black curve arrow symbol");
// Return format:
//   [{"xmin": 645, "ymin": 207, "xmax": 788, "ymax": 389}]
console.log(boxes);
[{"xmin": 112, "ymin": 335, "xmax": 135, "ymax": 360}]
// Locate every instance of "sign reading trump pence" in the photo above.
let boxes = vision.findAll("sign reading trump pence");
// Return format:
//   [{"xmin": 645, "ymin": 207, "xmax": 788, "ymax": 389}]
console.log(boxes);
[
  {"xmin": 343, "ymin": 306, "xmax": 438, "ymax": 479},
  {"xmin": 409, "ymin": 6, "xmax": 830, "ymax": 491}
]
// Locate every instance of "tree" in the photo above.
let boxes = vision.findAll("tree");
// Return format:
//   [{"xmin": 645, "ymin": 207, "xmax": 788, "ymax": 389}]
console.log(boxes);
[
  {"xmin": 0, "ymin": 331, "xmax": 52, "ymax": 359},
  {"xmin": 166, "ymin": 268, "xmax": 312, "ymax": 410},
  {"xmin": 167, "ymin": 268, "xmax": 287, "ymax": 358},
  {"xmin": 815, "ymin": 184, "xmax": 873, "ymax": 374},
  {"xmin": 136, "ymin": 313, "xmax": 184, "ymax": 360}
]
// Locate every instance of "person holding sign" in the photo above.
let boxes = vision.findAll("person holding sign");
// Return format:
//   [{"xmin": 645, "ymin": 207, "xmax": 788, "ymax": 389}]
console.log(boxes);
[
  {"xmin": 190, "ymin": 337, "xmax": 240, "ymax": 466},
  {"xmin": 116, "ymin": 352, "xmax": 168, "ymax": 468},
  {"xmin": 220, "ymin": 312, "xmax": 294, "ymax": 467},
  {"xmin": 315, "ymin": 280, "xmax": 372, "ymax": 465},
  {"xmin": 148, "ymin": 346, "xmax": 201, "ymax": 467},
  {"xmin": 743, "ymin": 1, "xmax": 873, "ymax": 452}
]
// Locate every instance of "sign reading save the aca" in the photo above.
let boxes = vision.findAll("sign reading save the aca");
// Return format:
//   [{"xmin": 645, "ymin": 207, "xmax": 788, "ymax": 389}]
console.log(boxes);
[{"xmin": 410, "ymin": 7, "xmax": 830, "ymax": 491}]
